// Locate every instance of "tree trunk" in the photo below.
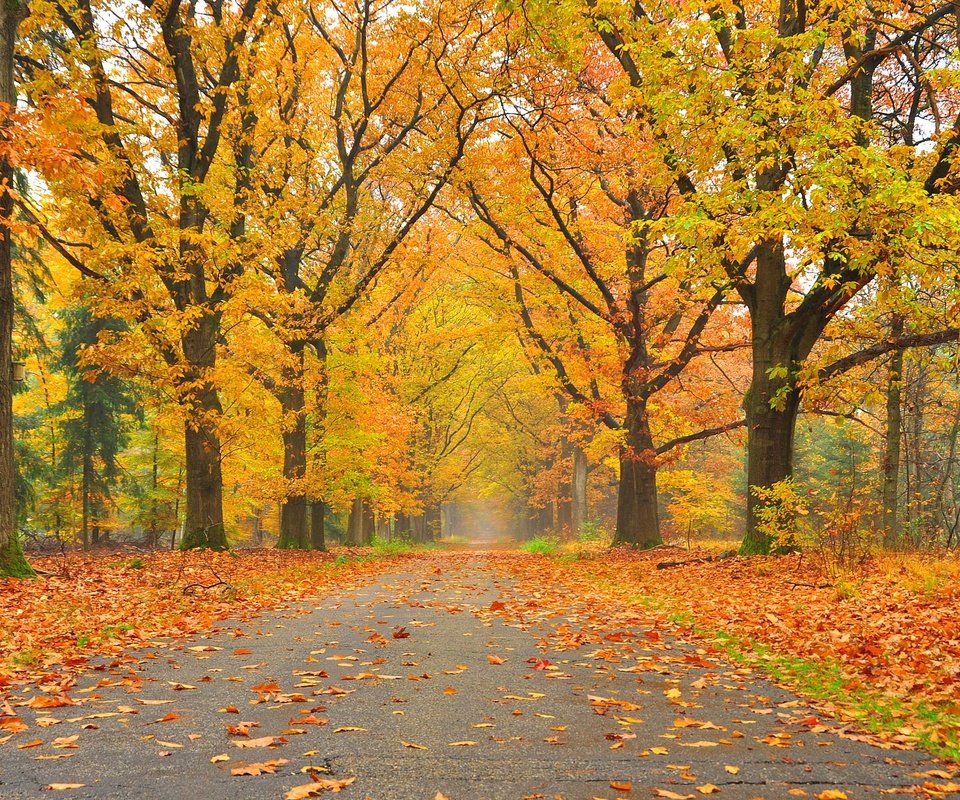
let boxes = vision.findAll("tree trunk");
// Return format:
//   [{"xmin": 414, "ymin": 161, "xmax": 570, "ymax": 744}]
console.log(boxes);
[
  {"xmin": 424, "ymin": 503, "xmax": 441, "ymax": 542},
  {"xmin": 537, "ymin": 503, "xmax": 551, "ymax": 536},
  {"xmin": 883, "ymin": 317, "xmax": 904, "ymax": 548},
  {"xmin": 741, "ymin": 345, "xmax": 803, "ymax": 555},
  {"xmin": 179, "ymin": 319, "xmax": 227, "ymax": 550},
  {"xmin": 277, "ymin": 347, "xmax": 308, "ymax": 548},
  {"xmin": 395, "ymin": 511, "xmax": 409, "ymax": 540},
  {"xmin": 410, "ymin": 513, "xmax": 426, "ymax": 542},
  {"xmin": 309, "ymin": 500, "xmax": 325, "ymax": 551},
  {"xmin": 361, "ymin": 500, "xmax": 375, "ymax": 545},
  {"xmin": 613, "ymin": 396, "xmax": 662, "ymax": 547},
  {"xmin": 556, "ymin": 439, "xmax": 572, "ymax": 534},
  {"xmin": 347, "ymin": 498, "xmax": 375, "ymax": 545},
  {"xmin": 148, "ymin": 429, "xmax": 159, "ymax": 548},
  {"xmin": 571, "ymin": 445, "xmax": 587, "ymax": 536},
  {"xmin": 0, "ymin": 0, "xmax": 31, "ymax": 577},
  {"xmin": 81, "ymin": 451, "xmax": 90, "ymax": 550}
]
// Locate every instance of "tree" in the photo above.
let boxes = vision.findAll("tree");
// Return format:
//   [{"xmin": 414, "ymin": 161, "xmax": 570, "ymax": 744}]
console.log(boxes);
[
  {"xmin": 571, "ymin": 0, "xmax": 960, "ymax": 552},
  {"xmin": 465, "ymin": 74, "xmax": 744, "ymax": 546},
  {"xmin": 0, "ymin": 0, "xmax": 32, "ymax": 576},
  {"xmin": 230, "ymin": 0, "xmax": 505, "ymax": 549},
  {"xmin": 56, "ymin": 304, "xmax": 138, "ymax": 548},
  {"xmin": 23, "ymin": 0, "xmax": 266, "ymax": 549}
]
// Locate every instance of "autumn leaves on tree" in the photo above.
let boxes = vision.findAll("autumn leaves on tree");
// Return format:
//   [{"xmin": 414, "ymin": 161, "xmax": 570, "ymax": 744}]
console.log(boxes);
[{"xmin": 2, "ymin": 0, "xmax": 960, "ymax": 572}]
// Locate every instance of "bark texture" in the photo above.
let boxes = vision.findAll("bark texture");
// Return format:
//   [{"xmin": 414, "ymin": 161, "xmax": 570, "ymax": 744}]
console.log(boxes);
[
  {"xmin": 613, "ymin": 397, "xmax": 661, "ymax": 547},
  {"xmin": 179, "ymin": 319, "xmax": 227, "ymax": 549},
  {"xmin": 0, "ymin": 0, "xmax": 32, "ymax": 577}
]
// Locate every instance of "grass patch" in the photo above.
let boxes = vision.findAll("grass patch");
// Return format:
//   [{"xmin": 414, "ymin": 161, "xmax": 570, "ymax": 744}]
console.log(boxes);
[{"xmin": 519, "ymin": 536, "xmax": 559, "ymax": 555}]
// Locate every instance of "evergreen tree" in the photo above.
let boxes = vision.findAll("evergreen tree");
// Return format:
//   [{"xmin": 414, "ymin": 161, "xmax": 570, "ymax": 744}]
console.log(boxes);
[{"xmin": 56, "ymin": 305, "xmax": 139, "ymax": 548}]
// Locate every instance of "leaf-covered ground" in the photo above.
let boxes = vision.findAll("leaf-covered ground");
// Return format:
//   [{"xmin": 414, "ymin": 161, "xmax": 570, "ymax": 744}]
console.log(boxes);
[
  {"xmin": 499, "ymin": 547, "xmax": 960, "ymax": 759},
  {"xmin": 1, "ymin": 550, "xmax": 959, "ymax": 799},
  {"xmin": 0, "ymin": 550, "xmax": 399, "ymax": 687}
]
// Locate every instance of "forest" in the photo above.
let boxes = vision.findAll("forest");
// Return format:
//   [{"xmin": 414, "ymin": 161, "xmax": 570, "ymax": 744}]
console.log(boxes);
[
  {"xmin": 0, "ymin": 0, "xmax": 960, "ymax": 576},
  {"xmin": 5, "ymin": 2, "xmax": 960, "ymax": 797}
]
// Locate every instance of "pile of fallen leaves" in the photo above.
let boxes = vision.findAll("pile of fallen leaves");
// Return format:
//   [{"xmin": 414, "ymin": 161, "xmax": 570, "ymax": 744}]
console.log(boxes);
[
  {"xmin": 493, "ymin": 548, "xmax": 960, "ymax": 755},
  {"xmin": 0, "ymin": 549, "xmax": 396, "ymax": 688}
]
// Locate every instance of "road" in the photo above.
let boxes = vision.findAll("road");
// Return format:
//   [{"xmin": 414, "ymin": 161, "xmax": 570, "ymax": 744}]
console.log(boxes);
[{"xmin": 0, "ymin": 552, "xmax": 955, "ymax": 799}]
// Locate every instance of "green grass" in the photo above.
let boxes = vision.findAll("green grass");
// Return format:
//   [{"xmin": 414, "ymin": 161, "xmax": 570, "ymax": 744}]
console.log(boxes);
[{"xmin": 519, "ymin": 536, "xmax": 559, "ymax": 555}]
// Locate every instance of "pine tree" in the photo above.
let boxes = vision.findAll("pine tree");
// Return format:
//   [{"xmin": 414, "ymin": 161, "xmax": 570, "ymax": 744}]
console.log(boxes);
[{"xmin": 56, "ymin": 305, "xmax": 138, "ymax": 548}]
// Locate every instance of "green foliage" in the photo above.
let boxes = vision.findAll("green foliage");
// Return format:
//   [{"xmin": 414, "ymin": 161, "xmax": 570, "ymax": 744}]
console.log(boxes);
[
  {"xmin": 748, "ymin": 479, "xmax": 808, "ymax": 553},
  {"xmin": 577, "ymin": 520, "xmax": 608, "ymax": 543},
  {"xmin": 519, "ymin": 535, "xmax": 558, "ymax": 555},
  {"xmin": 370, "ymin": 537, "xmax": 415, "ymax": 555},
  {"xmin": 55, "ymin": 305, "xmax": 141, "ymax": 543}
]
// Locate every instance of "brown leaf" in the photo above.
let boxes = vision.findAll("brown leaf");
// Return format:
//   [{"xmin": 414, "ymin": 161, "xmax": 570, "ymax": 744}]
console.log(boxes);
[
  {"xmin": 17, "ymin": 738, "xmax": 43, "ymax": 749},
  {"xmin": 25, "ymin": 695, "xmax": 73, "ymax": 709},
  {"xmin": 232, "ymin": 735, "xmax": 282, "ymax": 748},
  {"xmin": 401, "ymin": 741, "xmax": 428, "ymax": 750},
  {"xmin": 284, "ymin": 777, "xmax": 356, "ymax": 798},
  {"xmin": 230, "ymin": 758, "xmax": 289, "ymax": 776}
]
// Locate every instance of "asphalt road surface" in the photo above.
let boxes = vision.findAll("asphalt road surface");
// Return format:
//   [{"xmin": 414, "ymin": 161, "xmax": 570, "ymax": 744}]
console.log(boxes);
[{"xmin": 0, "ymin": 553, "xmax": 955, "ymax": 799}]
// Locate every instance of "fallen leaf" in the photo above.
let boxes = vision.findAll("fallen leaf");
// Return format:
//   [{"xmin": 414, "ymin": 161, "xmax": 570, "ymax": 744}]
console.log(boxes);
[
  {"xmin": 401, "ymin": 741, "xmax": 428, "ymax": 750},
  {"xmin": 284, "ymin": 777, "xmax": 356, "ymax": 798},
  {"xmin": 17, "ymin": 739, "xmax": 43, "ymax": 749},
  {"xmin": 46, "ymin": 785, "xmax": 85, "ymax": 791},
  {"xmin": 232, "ymin": 736, "xmax": 281, "ymax": 748},
  {"xmin": 230, "ymin": 758, "xmax": 289, "ymax": 776},
  {"xmin": 697, "ymin": 785, "xmax": 720, "ymax": 795},
  {"xmin": 487, "ymin": 655, "xmax": 507, "ymax": 665}
]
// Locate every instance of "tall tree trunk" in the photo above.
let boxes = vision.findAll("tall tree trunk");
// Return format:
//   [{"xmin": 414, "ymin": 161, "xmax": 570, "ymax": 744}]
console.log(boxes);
[
  {"xmin": 410, "ymin": 513, "xmax": 426, "ymax": 542},
  {"xmin": 179, "ymin": 318, "xmax": 227, "ymax": 549},
  {"xmin": 537, "ymin": 503, "xmax": 552, "ymax": 536},
  {"xmin": 148, "ymin": 429, "xmax": 159, "ymax": 548},
  {"xmin": 81, "ymin": 450, "xmax": 90, "ymax": 550},
  {"xmin": 424, "ymin": 503, "xmax": 441, "ymax": 542},
  {"xmin": 741, "ymin": 331, "xmax": 803, "ymax": 555},
  {"xmin": 308, "ymin": 339, "xmax": 327, "ymax": 550},
  {"xmin": 740, "ymin": 238, "xmax": 820, "ymax": 555},
  {"xmin": 572, "ymin": 445, "xmax": 587, "ymax": 536},
  {"xmin": 613, "ymin": 396, "xmax": 661, "ymax": 547},
  {"xmin": 0, "ymin": 0, "xmax": 31, "ymax": 577},
  {"xmin": 277, "ymin": 346, "xmax": 308, "ymax": 548},
  {"xmin": 556, "ymin": 438, "xmax": 572, "ymax": 534},
  {"xmin": 347, "ymin": 498, "xmax": 364, "ymax": 546},
  {"xmin": 395, "ymin": 511, "xmax": 409, "ymax": 540},
  {"xmin": 361, "ymin": 500, "xmax": 375, "ymax": 545},
  {"xmin": 309, "ymin": 500, "xmax": 325, "ymax": 551},
  {"xmin": 883, "ymin": 316, "xmax": 904, "ymax": 548}
]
